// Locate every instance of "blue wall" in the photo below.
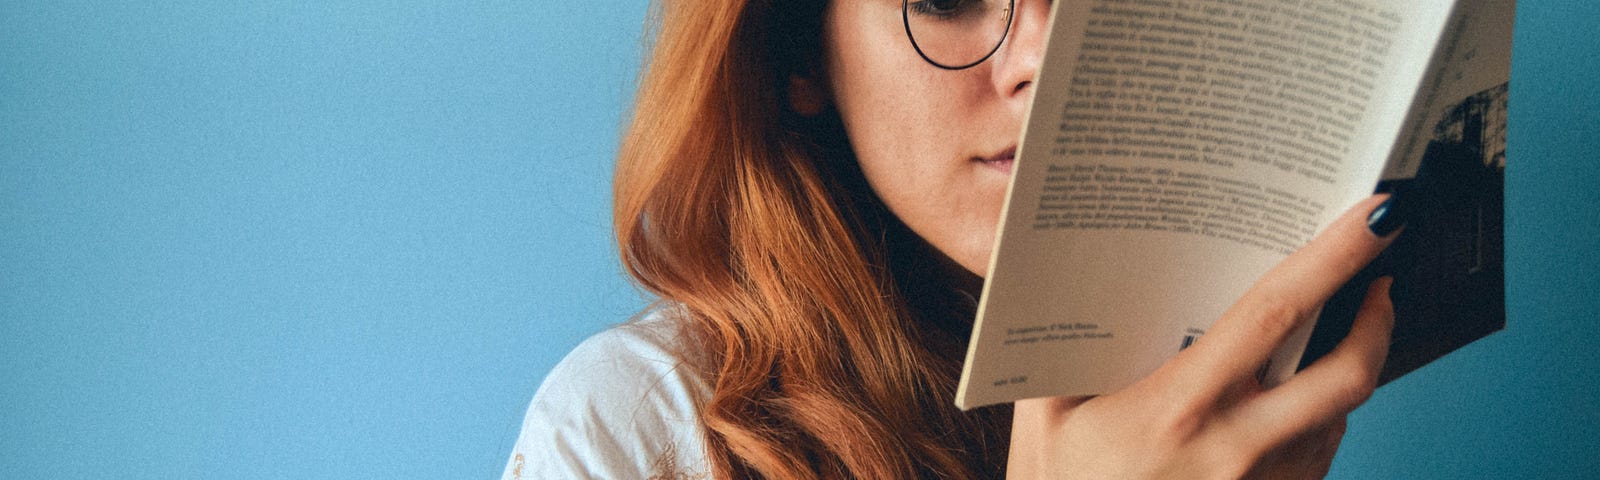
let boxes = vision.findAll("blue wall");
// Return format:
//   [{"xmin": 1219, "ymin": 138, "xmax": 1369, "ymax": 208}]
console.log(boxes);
[{"xmin": 2, "ymin": 1, "xmax": 1595, "ymax": 478}]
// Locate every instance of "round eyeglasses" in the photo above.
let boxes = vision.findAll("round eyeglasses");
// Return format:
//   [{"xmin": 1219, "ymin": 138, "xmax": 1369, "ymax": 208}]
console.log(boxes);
[{"xmin": 903, "ymin": 0, "xmax": 1016, "ymax": 70}]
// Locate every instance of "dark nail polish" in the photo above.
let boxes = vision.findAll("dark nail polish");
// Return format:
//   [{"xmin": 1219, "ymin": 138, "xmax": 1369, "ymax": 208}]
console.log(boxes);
[{"xmin": 1367, "ymin": 195, "xmax": 1405, "ymax": 237}]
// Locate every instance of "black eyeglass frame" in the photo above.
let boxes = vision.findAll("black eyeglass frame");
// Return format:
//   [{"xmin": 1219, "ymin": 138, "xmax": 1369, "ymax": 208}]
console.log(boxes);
[{"xmin": 902, "ymin": 0, "xmax": 1017, "ymax": 70}]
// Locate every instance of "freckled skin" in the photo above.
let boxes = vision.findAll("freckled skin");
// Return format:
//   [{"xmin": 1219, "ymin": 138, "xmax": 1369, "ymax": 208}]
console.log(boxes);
[{"xmin": 821, "ymin": 0, "xmax": 1051, "ymax": 276}]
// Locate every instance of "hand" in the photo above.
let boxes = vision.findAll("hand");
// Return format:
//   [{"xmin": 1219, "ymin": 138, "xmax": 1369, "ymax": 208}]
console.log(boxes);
[{"xmin": 1007, "ymin": 195, "xmax": 1401, "ymax": 479}]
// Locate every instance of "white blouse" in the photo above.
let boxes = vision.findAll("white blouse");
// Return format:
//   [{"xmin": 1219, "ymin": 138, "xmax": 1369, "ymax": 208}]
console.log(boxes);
[{"xmin": 500, "ymin": 311, "xmax": 713, "ymax": 479}]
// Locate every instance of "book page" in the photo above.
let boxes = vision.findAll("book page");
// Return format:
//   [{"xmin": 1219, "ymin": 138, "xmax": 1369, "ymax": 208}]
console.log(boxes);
[
  {"xmin": 959, "ymin": 0, "xmax": 1458, "ymax": 409},
  {"xmin": 1386, "ymin": 0, "xmax": 1514, "ymax": 180},
  {"xmin": 1301, "ymin": 0, "xmax": 1512, "ymax": 386}
]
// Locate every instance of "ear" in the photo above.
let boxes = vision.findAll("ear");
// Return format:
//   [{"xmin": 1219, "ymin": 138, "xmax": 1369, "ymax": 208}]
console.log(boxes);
[{"xmin": 786, "ymin": 74, "xmax": 829, "ymax": 117}]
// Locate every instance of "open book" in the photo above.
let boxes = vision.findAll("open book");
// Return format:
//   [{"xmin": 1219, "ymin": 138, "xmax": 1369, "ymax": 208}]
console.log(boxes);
[{"xmin": 957, "ymin": 0, "xmax": 1512, "ymax": 409}]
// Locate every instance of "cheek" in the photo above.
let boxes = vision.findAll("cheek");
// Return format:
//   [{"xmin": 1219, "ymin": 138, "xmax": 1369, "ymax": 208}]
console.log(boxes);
[
  {"xmin": 822, "ymin": 3, "xmax": 1009, "ymax": 275},
  {"xmin": 824, "ymin": 1, "xmax": 947, "ymax": 165},
  {"xmin": 847, "ymin": 115, "xmax": 1008, "ymax": 275}
]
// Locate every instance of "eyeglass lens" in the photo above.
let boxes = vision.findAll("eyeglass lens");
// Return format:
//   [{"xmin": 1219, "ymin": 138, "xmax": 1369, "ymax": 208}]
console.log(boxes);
[{"xmin": 904, "ymin": 0, "xmax": 1014, "ymax": 70}]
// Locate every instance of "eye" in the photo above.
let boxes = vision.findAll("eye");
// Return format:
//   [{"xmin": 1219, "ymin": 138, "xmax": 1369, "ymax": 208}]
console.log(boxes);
[{"xmin": 908, "ymin": 0, "xmax": 983, "ymax": 20}]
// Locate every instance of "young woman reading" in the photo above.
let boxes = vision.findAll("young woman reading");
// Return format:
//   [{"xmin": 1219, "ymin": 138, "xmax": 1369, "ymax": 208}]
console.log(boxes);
[{"xmin": 504, "ymin": 0, "xmax": 1403, "ymax": 478}]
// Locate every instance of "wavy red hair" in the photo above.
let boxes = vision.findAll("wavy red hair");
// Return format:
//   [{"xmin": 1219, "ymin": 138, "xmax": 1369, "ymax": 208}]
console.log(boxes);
[{"xmin": 614, "ymin": 0, "xmax": 1011, "ymax": 478}]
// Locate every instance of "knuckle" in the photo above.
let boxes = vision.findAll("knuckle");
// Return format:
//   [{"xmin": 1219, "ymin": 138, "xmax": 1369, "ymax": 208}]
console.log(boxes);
[
  {"xmin": 1197, "ymin": 441, "xmax": 1260, "ymax": 479},
  {"xmin": 1327, "ymin": 419, "xmax": 1349, "ymax": 438},
  {"xmin": 1329, "ymin": 240, "xmax": 1372, "ymax": 273},
  {"xmin": 1155, "ymin": 397, "xmax": 1210, "ymax": 439},
  {"xmin": 1145, "ymin": 392, "xmax": 1230, "ymax": 452},
  {"xmin": 1242, "ymin": 296, "xmax": 1311, "ymax": 337},
  {"xmin": 1329, "ymin": 372, "xmax": 1378, "ymax": 410}
]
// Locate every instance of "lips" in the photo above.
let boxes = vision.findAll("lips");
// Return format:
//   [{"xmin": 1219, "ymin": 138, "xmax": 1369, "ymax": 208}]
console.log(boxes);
[{"xmin": 976, "ymin": 146, "xmax": 1017, "ymax": 174}]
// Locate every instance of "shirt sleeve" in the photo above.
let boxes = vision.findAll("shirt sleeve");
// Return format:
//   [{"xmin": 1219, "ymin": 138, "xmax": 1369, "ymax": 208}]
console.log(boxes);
[{"xmin": 500, "ymin": 319, "xmax": 713, "ymax": 480}]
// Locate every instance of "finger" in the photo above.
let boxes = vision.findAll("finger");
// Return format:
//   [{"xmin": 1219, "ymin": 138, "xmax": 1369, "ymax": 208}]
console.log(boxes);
[
  {"xmin": 1189, "ymin": 195, "xmax": 1400, "ymax": 382},
  {"xmin": 1015, "ymin": 395, "xmax": 1094, "ymax": 422},
  {"xmin": 1240, "ymin": 418, "xmax": 1346, "ymax": 480},
  {"xmin": 1304, "ymin": 419, "xmax": 1348, "ymax": 479},
  {"xmin": 1240, "ymin": 277, "xmax": 1394, "ymax": 446}
]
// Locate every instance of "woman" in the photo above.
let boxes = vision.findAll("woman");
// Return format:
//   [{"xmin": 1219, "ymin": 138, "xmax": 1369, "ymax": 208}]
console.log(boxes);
[{"xmin": 504, "ymin": 0, "xmax": 1402, "ymax": 478}]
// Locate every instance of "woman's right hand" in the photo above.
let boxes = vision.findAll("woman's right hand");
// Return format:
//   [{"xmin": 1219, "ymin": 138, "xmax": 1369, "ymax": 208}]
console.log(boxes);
[{"xmin": 1007, "ymin": 195, "xmax": 1401, "ymax": 479}]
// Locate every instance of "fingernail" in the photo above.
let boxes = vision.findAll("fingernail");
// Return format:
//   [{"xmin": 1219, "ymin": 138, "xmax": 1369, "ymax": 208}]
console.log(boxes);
[{"xmin": 1366, "ymin": 195, "xmax": 1405, "ymax": 237}]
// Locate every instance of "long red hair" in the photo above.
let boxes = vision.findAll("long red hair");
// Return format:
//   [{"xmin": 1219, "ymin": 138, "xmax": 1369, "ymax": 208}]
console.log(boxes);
[{"xmin": 614, "ymin": 0, "xmax": 1011, "ymax": 478}]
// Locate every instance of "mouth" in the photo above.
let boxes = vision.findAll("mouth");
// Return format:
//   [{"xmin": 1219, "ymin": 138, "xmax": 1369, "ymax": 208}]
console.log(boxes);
[{"xmin": 975, "ymin": 145, "xmax": 1017, "ymax": 174}]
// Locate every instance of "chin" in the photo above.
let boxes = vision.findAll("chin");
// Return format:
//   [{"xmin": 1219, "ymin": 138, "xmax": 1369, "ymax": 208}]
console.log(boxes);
[
  {"xmin": 959, "ymin": 256, "xmax": 991, "ymax": 279},
  {"xmin": 949, "ymin": 241, "xmax": 995, "ymax": 279}
]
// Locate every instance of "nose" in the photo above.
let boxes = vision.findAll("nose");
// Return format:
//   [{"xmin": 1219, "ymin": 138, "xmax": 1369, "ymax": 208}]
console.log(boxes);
[{"xmin": 992, "ymin": 0, "xmax": 1050, "ymax": 99}]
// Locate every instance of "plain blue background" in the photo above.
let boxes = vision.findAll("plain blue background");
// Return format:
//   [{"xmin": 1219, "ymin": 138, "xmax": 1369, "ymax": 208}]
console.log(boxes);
[{"xmin": 2, "ymin": 1, "xmax": 1595, "ymax": 478}]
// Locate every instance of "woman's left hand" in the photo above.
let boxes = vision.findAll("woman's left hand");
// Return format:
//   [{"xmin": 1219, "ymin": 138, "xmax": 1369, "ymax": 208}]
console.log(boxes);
[{"xmin": 1006, "ymin": 195, "xmax": 1400, "ymax": 479}]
